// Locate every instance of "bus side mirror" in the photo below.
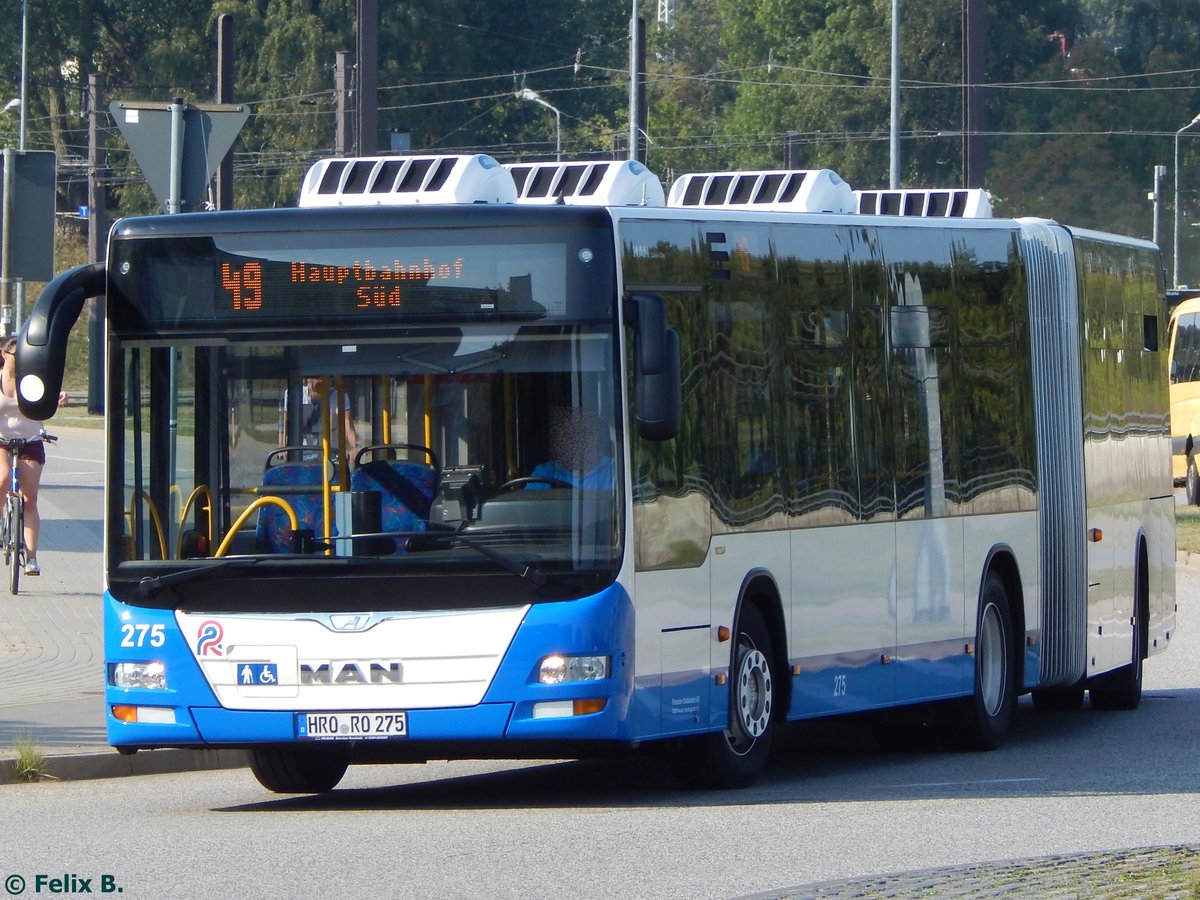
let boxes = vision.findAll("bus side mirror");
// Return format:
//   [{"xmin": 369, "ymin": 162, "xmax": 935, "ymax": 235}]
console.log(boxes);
[
  {"xmin": 17, "ymin": 263, "xmax": 105, "ymax": 420},
  {"xmin": 625, "ymin": 293, "xmax": 681, "ymax": 441}
]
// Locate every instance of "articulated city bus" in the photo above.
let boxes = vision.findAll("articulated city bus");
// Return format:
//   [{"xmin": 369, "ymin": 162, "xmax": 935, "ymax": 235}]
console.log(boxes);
[{"xmin": 18, "ymin": 155, "xmax": 1174, "ymax": 793}]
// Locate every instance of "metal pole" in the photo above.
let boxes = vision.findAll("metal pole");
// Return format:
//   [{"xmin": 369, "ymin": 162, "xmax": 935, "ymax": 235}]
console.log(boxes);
[
  {"xmin": 629, "ymin": 0, "xmax": 638, "ymax": 160},
  {"xmin": 87, "ymin": 73, "xmax": 106, "ymax": 414},
  {"xmin": 168, "ymin": 98, "xmax": 185, "ymax": 215},
  {"xmin": 1153, "ymin": 164, "xmax": 1166, "ymax": 250},
  {"xmin": 335, "ymin": 51, "xmax": 354, "ymax": 157},
  {"xmin": 1174, "ymin": 114, "xmax": 1200, "ymax": 287},
  {"xmin": 517, "ymin": 89, "xmax": 562, "ymax": 161},
  {"xmin": 19, "ymin": 0, "xmax": 28, "ymax": 152},
  {"xmin": 889, "ymin": 0, "xmax": 900, "ymax": 188},
  {"xmin": 356, "ymin": 0, "xmax": 379, "ymax": 155},
  {"xmin": 13, "ymin": 0, "xmax": 28, "ymax": 333},
  {"xmin": 1, "ymin": 149, "xmax": 13, "ymax": 336},
  {"xmin": 215, "ymin": 15, "xmax": 235, "ymax": 211}
]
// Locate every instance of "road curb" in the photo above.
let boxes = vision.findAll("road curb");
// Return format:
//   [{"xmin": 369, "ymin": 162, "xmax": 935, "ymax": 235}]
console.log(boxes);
[{"xmin": 0, "ymin": 747, "xmax": 249, "ymax": 785}]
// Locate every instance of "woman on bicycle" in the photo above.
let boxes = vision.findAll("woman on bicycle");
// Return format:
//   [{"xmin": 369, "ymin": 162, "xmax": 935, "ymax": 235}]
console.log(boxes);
[{"xmin": 0, "ymin": 337, "xmax": 66, "ymax": 576}]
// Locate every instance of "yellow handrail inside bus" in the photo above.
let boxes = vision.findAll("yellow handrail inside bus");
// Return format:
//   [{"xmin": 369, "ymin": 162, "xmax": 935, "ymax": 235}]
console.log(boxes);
[
  {"xmin": 177, "ymin": 485, "xmax": 213, "ymax": 557},
  {"xmin": 423, "ymin": 374, "xmax": 433, "ymax": 450},
  {"xmin": 214, "ymin": 497, "xmax": 299, "ymax": 558},
  {"xmin": 334, "ymin": 375, "xmax": 350, "ymax": 490},
  {"xmin": 379, "ymin": 375, "xmax": 391, "ymax": 441},
  {"xmin": 129, "ymin": 490, "xmax": 168, "ymax": 561}
]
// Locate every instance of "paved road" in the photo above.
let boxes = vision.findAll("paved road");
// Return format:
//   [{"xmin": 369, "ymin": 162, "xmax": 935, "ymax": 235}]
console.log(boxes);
[{"xmin": 2, "ymin": 428, "xmax": 1198, "ymax": 897}]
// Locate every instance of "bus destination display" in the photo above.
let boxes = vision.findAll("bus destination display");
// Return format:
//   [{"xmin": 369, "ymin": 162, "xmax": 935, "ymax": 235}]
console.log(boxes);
[
  {"xmin": 218, "ymin": 255, "xmax": 470, "ymax": 313},
  {"xmin": 214, "ymin": 245, "xmax": 554, "ymax": 321}
]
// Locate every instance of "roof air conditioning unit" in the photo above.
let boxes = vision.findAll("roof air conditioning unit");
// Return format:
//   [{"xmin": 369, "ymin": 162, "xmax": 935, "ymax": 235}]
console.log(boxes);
[
  {"xmin": 667, "ymin": 169, "xmax": 855, "ymax": 213},
  {"xmin": 298, "ymin": 155, "xmax": 518, "ymax": 207},
  {"xmin": 504, "ymin": 160, "xmax": 665, "ymax": 207},
  {"xmin": 854, "ymin": 188, "xmax": 993, "ymax": 218}
]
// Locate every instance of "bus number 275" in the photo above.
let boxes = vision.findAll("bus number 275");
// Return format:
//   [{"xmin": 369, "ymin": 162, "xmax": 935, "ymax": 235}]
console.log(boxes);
[{"xmin": 120, "ymin": 623, "xmax": 166, "ymax": 648}]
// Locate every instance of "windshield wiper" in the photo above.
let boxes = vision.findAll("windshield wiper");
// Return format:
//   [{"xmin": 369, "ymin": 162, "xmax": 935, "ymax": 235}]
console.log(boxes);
[
  {"xmin": 137, "ymin": 557, "xmax": 269, "ymax": 597},
  {"xmin": 450, "ymin": 535, "xmax": 549, "ymax": 587}
]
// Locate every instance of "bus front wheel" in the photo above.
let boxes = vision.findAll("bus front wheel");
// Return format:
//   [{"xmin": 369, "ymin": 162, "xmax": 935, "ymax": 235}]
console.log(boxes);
[
  {"xmin": 250, "ymin": 746, "xmax": 348, "ymax": 794},
  {"xmin": 674, "ymin": 603, "xmax": 778, "ymax": 789},
  {"xmin": 1187, "ymin": 461, "xmax": 1199, "ymax": 506}
]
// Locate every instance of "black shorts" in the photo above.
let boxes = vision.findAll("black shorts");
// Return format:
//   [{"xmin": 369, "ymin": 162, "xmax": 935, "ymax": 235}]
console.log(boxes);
[{"xmin": 2, "ymin": 440, "xmax": 45, "ymax": 465}]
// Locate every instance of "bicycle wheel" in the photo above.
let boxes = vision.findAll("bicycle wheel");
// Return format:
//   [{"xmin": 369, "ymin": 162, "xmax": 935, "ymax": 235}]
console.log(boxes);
[
  {"xmin": 8, "ymin": 495, "xmax": 23, "ymax": 595},
  {"xmin": 0, "ymin": 498, "xmax": 10, "ymax": 568}
]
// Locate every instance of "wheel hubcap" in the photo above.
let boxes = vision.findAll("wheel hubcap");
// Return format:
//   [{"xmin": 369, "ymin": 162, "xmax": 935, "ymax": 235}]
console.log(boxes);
[
  {"xmin": 730, "ymin": 645, "xmax": 772, "ymax": 752},
  {"xmin": 979, "ymin": 602, "xmax": 1006, "ymax": 717}
]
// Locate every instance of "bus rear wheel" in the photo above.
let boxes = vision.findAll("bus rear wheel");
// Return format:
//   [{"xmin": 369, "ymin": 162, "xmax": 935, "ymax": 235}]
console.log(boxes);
[
  {"xmin": 950, "ymin": 572, "xmax": 1015, "ymax": 751},
  {"xmin": 250, "ymin": 746, "xmax": 348, "ymax": 793},
  {"xmin": 674, "ymin": 604, "xmax": 777, "ymax": 789}
]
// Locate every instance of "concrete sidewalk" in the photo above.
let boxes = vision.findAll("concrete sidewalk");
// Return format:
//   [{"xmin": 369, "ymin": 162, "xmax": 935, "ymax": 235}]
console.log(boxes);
[{"xmin": 0, "ymin": 424, "xmax": 246, "ymax": 784}]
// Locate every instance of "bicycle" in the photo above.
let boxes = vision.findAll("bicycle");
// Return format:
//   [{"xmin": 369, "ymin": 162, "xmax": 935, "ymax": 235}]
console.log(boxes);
[{"xmin": 0, "ymin": 431, "xmax": 55, "ymax": 594}]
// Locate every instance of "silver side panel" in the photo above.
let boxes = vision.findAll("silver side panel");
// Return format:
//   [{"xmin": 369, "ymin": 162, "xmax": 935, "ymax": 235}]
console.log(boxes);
[{"xmin": 1021, "ymin": 222, "xmax": 1088, "ymax": 686}]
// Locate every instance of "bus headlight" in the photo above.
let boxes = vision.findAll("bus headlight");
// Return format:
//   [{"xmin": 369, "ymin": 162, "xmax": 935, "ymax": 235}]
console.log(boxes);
[
  {"xmin": 539, "ymin": 654, "xmax": 609, "ymax": 685},
  {"xmin": 110, "ymin": 661, "xmax": 167, "ymax": 690}
]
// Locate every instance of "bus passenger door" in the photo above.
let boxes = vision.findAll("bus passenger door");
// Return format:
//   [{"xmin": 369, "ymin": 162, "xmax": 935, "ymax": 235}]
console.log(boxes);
[{"xmin": 630, "ymin": 509, "xmax": 713, "ymax": 740}]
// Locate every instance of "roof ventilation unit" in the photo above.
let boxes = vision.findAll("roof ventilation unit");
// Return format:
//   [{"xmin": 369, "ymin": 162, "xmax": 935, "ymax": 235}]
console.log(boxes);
[
  {"xmin": 504, "ymin": 160, "xmax": 666, "ymax": 207},
  {"xmin": 667, "ymin": 169, "xmax": 855, "ymax": 214},
  {"xmin": 854, "ymin": 188, "xmax": 993, "ymax": 218},
  {"xmin": 298, "ymin": 154, "xmax": 518, "ymax": 207}
]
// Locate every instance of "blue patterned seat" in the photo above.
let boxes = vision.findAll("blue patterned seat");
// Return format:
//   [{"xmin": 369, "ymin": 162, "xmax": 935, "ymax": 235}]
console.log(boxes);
[
  {"xmin": 350, "ymin": 461, "xmax": 437, "ymax": 553},
  {"xmin": 256, "ymin": 462, "xmax": 328, "ymax": 553}
]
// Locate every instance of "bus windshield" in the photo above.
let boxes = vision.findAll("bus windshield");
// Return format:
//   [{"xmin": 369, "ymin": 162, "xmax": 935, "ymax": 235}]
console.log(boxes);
[{"xmin": 110, "ymin": 322, "xmax": 623, "ymax": 609}]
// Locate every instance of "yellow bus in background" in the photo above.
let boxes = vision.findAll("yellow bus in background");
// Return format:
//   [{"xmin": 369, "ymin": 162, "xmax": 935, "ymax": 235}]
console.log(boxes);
[{"xmin": 1169, "ymin": 293, "xmax": 1200, "ymax": 502}]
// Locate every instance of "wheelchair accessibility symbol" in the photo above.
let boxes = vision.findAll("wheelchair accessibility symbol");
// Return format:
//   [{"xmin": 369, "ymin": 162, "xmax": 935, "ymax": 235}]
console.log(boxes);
[{"xmin": 239, "ymin": 662, "xmax": 279, "ymax": 685}]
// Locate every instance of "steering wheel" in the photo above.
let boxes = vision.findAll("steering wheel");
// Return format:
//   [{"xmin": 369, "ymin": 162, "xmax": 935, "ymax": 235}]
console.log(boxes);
[{"xmin": 495, "ymin": 476, "xmax": 573, "ymax": 493}]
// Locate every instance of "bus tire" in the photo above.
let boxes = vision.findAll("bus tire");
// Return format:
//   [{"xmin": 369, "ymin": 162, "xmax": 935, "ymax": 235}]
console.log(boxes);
[
  {"xmin": 951, "ymin": 571, "xmax": 1015, "ymax": 751},
  {"xmin": 250, "ymin": 746, "xmax": 348, "ymax": 794},
  {"xmin": 675, "ymin": 603, "xmax": 777, "ymax": 789},
  {"xmin": 1188, "ymin": 461, "xmax": 1200, "ymax": 506},
  {"xmin": 1089, "ymin": 545, "xmax": 1148, "ymax": 711}
]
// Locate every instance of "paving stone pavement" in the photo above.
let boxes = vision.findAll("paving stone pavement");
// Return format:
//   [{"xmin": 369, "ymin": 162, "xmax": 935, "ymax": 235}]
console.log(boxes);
[
  {"xmin": 0, "ymin": 424, "xmax": 246, "ymax": 782},
  {"xmin": 1, "ymin": 424, "xmax": 1196, "ymax": 896},
  {"xmin": 752, "ymin": 844, "xmax": 1200, "ymax": 898}
]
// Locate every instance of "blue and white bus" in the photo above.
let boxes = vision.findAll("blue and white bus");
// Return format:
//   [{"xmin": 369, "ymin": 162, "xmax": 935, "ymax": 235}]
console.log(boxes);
[{"xmin": 19, "ymin": 155, "xmax": 1175, "ymax": 792}]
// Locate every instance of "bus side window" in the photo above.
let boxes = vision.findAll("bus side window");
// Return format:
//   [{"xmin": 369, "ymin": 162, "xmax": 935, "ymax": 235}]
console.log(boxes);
[{"xmin": 1179, "ymin": 314, "xmax": 1200, "ymax": 383}]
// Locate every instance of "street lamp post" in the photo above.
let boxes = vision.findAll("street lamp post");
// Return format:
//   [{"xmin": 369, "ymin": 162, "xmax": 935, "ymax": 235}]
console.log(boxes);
[
  {"xmin": 19, "ymin": 0, "xmax": 27, "ymax": 151},
  {"xmin": 889, "ymin": 0, "xmax": 899, "ymax": 188},
  {"xmin": 516, "ymin": 88, "xmax": 562, "ymax": 162},
  {"xmin": 1174, "ymin": 112, "xmax": 1200, "ymax": 287}
]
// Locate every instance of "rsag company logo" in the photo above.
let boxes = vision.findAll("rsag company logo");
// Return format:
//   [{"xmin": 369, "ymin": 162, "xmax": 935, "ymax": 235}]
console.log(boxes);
[{"xmin": 196, "ymin": 620, "xmax": 224, "ymax": 657}]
